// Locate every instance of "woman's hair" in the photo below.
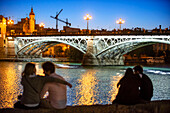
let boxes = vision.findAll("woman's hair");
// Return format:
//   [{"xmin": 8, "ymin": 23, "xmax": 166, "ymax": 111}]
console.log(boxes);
[
  {"xmin": 124, "ymin": 68, "xmax": 134, "ymax": 77},
  {"xmin": 22, "ymin": 62, "xmax": 36, "ymax": 76}
]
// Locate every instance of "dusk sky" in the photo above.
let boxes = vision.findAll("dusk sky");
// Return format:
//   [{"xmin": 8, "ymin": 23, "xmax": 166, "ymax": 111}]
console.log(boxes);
[{"xmin": 0, "ymin": 0, "xmax": 170, "ymax": 30}]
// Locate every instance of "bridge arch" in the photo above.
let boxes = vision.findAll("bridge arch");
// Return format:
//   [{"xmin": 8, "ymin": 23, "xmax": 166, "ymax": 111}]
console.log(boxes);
[
  {"xmin": 17, "ymin": 39, "xmax": 86, "ymax": 56},
  {"xmin": 96, "ymin": 39, "xmax": 170, "ymax": 58}
]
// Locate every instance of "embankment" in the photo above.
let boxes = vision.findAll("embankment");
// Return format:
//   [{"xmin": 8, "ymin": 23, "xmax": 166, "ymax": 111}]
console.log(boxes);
[{"xmin": 1, "ymin": 100, "xmax": 170, "ymax": 113}]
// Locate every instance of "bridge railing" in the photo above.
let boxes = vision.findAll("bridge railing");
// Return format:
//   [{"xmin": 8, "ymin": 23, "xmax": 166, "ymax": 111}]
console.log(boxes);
[{"xmin": 7, "ymin": 30, "xmax": 170, "ymax": 37}]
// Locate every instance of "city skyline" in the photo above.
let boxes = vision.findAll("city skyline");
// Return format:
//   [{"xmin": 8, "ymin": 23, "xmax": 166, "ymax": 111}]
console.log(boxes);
[{"xmin": 0, "ymin": 0, "xmax": 170, "ymax": 30}]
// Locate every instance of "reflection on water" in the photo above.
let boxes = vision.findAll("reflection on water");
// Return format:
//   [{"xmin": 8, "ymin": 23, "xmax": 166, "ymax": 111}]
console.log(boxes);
[
  {"xmin": 35, "ymin": 63, "xmax": 44, "ymax": 76},
  {"xmin": 108, "ymin": 74, "xmax": 122, "ymax": 102},
  {"xmin": 74, "ymin": 70, "xmax": 98, "ymax": 105},
  {"xmin": 0, "ymin": 62, "xmax": 45, "ymax": 109},
  {"xmin": 0, "ymin": 62, "xmax": 170, "ymax": 108},
  {"xmin": 0, "ymin": 62, "xmax": 21, "ymax": 108}
]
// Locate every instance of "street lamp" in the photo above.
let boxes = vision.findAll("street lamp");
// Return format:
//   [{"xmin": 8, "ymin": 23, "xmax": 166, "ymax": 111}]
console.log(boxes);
[
  {"xmin": 39, "ymin": 22, "xmax": 45, "ymax": 35},
  {"xmin": 84, "ymin": 14, "xmax": 92, "ymax": 30},
  {"xmin": 39, "ymin": 22, "xmax": 45, "ymax": 28},
  {"xmin": 7, "ymin": 19, "xmax": 14, "ymax": 25},
  {"xmin": 116, "ymin": 18, "xmax": 125, "ymax": 30},
  {"xmin": 7, "ymin": 19, "xmax": 14, "ymax": 35}
]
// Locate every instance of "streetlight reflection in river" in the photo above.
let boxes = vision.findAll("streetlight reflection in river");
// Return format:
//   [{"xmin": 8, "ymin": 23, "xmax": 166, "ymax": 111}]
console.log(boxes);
[{"xmin": 74, "ymin": 70, "xmax": 99, "ymax": 105}]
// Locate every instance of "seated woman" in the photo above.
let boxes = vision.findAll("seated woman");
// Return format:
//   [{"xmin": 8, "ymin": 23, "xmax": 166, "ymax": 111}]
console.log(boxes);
[
  {"xmin": 112, "ymin": 68, "xmax": 141, "ymax": 105},
  {"xmin": 14, "ymin": 62, "xmax": 72, "ymax": 109}
]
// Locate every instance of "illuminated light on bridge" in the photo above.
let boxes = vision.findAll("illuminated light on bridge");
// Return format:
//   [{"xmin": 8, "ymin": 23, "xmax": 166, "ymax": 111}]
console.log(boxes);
[
  {"xmin": 116, "ymin": 18, "xmax": 125, "ymax": 30},
  {"xmin": 39, "ymin": 22, "xmax": 45, "ymax": 27},
  {"xmin": 84, "ymin": 14, "xmax": 92, "ymax": 30}
]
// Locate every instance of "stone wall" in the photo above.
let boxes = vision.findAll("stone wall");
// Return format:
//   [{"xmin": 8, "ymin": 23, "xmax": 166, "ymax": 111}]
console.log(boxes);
[{"xmin": 1, "ymin": 100, "xmax": 170, "ymax": 113}]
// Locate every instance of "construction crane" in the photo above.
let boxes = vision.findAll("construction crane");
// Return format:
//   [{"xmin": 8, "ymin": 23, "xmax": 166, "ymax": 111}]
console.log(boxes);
[{"xmin": 50, "ymin": 9, "xmax": 71, "ymax": 30}]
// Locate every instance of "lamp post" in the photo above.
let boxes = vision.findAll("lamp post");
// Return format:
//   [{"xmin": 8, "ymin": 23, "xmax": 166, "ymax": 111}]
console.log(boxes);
[
  {"xmin": 7, "ymin": 19, "xmax": 14, "ymax": 35},
  {"xmin": 39, "ymin": 22, "xmax": 45, "ymax": 35},
  {"xmin": 7, "ymin": 19, "xmax": 14, "ymax": 25},
  {"xmin": 84, "ymin": 14, "xmax": 92, "ymax": 30},
  {"xmin": 39, "ymin": 22, "xmax": 45, "ymax": 28},
  {"xmin": 116, "ymin": 18, "xmax": 125, "ymax": 30}
]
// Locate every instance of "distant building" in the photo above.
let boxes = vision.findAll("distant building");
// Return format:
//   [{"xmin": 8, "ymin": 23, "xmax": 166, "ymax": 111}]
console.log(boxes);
[
  {"xmin": 0, "ymin": 15, "xmax": 7, "ymax": 47},
  {"xmin": 0, "ymin": 15, "xmax": 7, "ymax": 57},
  {"xmin": 6, "ymin": 7, "xmax": 37, "ymax": 35},
  {"xmin": 43, "ymin": 43, "xmax": 70, "ymax": 57},
  {"xmin": 153, "ymin": 43, "xmax": 170, "ymax": 52},
  {"xmin": 0, "ymin": 15, "xmax": 6, "ymax": 45},
  {"xmin": 29, "ymin": 7, "xmax": 35, "ymax": 34},
  {"xmin": 63, "ymin": 26, "xmax": 80, "ymax": 33}
]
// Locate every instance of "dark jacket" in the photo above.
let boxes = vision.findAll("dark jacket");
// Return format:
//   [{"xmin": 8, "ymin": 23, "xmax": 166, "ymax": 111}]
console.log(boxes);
[
  {"xmin": 21, "ymin": 75, "xmax": 68, "ymax": 104},
  {"xmin": 113, "ymin": 75, "xmax": 141, "ymax": 105},
  {"xmin": 139, "ymin": 73, "xmax": 153, "ymax": 101}
]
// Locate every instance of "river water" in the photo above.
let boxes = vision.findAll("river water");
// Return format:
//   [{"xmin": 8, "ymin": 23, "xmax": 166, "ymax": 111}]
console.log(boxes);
[{"xmin": 0, "ymin": 61, "xmax": 170, "ymax": 108}]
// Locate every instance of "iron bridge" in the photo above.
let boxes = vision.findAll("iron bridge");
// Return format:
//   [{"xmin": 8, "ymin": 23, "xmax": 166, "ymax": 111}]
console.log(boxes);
[{"xmin": 14, "ymin": 35, "xmax": 170, "ymax": 65}]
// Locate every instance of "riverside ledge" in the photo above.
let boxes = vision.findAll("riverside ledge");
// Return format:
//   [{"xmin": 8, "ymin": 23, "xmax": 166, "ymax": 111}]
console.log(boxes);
[
  {"xmin": 0, "ymin": 57, "xmax": 70, "ymax": 62},
  {"xmin": 1, "ymin": 100, "xmax": 170, "ymax": 113}
]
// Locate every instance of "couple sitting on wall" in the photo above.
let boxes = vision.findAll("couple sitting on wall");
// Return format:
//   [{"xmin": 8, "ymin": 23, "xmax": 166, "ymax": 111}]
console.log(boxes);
[
  {"xmin": 113, "ymin": 65, "xmax": 153, "ymax": 105},
  {"xmin": 15, "ymin": 62, "xmax": 153, "ymax": 109},
  {"xmin": 14, "ymin": 61, "xmax": 72, "ymax": 109}
]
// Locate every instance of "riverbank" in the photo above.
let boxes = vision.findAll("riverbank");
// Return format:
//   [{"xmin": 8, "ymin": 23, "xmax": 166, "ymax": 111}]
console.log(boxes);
[
  {"xmin": 0, "ymin": 57, "xmax": 70, "ymax": 62},
  {"xmin": 1, "ymin": 100, "xmax": 170, "ymax": 113}
]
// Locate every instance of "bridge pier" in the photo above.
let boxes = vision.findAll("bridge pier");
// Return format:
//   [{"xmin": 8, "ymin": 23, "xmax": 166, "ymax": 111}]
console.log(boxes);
[
  {"xmin": 82, "ymin": 36, "xmax": 125, "ymax": 66},
  {"xmin": 82, "ymin": 53, "xmax": 99, "ymax": 65},
  {"xmin": 82, "ymin": 54, "xmax": 124, "ymax": 66},
  {"xmin": 82, "ymin": 36, "xmax": 99, "ymax": 65}
]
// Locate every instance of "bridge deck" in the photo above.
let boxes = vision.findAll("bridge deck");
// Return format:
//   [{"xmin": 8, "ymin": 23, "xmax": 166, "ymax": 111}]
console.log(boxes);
[{"xmin": 7, "ymin": 33, "xmax": 170, "ymax": 37}]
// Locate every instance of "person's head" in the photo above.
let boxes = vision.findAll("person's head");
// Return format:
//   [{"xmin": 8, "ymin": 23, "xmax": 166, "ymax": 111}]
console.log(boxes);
[
  {"xmin": 124, "ymin": 68, "xmax": 134, "ymax": 77},
  {"xmin": 42, "ymin": 61, "xmax": 55, "ymax": 76},
  {"xmin": 22, "ymin": 62, "xmax": 36, "ymax": 76},
  {"xmin": 133, "ymin": 65, "xmax": 143, "ymax": 74}
]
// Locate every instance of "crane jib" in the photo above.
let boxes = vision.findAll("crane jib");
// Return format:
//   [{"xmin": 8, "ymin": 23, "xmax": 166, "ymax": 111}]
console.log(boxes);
[{"xmin": 50, "ymin": 9, "xmax": 71, "ymax": 29}]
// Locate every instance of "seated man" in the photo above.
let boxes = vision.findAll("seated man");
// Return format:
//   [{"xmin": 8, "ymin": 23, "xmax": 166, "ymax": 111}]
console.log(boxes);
[
  {"xmin": 40, "ymin": 61, "xmax": 69, "ymax": 109},
  {"xmin": 133, "ymin": 65, "xmax": 153, "ymax": 101}
]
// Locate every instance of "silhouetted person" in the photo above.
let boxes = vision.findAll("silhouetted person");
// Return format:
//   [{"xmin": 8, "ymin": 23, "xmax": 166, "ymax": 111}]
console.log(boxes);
[
  {"xmin": 112, "ymin": 68, "xmax": 141, "ymax": 105},
  {"xmin": 133, "ymin": 65, "xmax": 153, "ymax": 101}
]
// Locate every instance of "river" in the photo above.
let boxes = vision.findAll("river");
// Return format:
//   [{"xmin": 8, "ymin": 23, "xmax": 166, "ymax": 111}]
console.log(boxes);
[{"xmin": 0, "ymin": 61, "xmax": 170, "ymax": 108}]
